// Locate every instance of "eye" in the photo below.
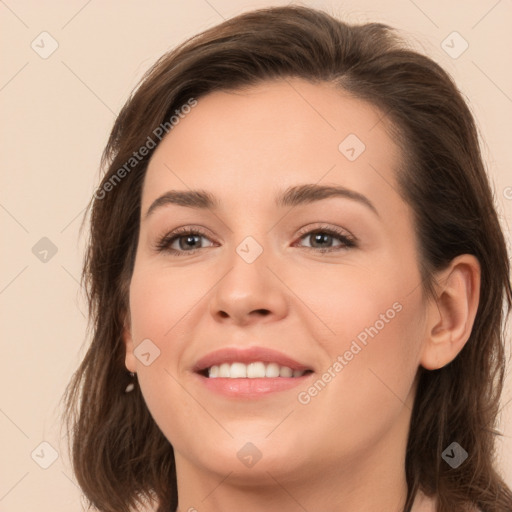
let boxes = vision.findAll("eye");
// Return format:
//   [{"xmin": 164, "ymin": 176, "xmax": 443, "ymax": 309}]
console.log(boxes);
[
  {"xmin": 295, "ymin": 225, "xmax": 357, "ymax": 253},
  {"xmin": 155, "ymin": 224, "xmax": 357, "ymax": 256},
  {"xmin": 155, "ymin": 226, "xmax": 215, "ymax": 255}
]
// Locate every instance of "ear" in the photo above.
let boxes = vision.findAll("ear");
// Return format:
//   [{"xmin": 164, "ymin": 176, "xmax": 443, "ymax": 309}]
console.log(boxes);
[
  {"xmin": 122, "ymin": 311, "xmax": 137, "ymax": 373},
  {"xmin": 420, "ymin": 254, "xmax": 481, "ymax": 370}
]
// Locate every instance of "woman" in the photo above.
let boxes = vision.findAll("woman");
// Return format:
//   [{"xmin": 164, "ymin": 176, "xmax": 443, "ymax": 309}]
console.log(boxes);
[{"xmin": 62, "ymin": 5, "xmax": 512, "ymax": 512}]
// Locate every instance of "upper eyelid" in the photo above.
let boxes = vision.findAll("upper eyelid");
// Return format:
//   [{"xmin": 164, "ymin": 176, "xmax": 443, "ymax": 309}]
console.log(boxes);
[
  {"xmin": 160, "ymin": 224, "xmax": 352, "ymax": 241},
  {"xmin": 295, "ymin": 223, "xmax": 355, "ymax": 238}
]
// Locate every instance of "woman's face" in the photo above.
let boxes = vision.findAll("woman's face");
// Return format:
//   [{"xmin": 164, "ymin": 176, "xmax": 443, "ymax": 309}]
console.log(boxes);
[{"xmin": 124, "ymin": 79, "xmax": 430, "ymax": 487}]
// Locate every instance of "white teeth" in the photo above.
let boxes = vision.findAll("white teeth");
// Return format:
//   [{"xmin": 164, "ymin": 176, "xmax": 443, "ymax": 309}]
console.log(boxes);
[
  {"xmin": 229, "ymin": 362, "xmax": 247, "ymax": 378},
  {"xmin": 207, "ymin": 362, "xmax": 307, "ymax": 379},
  {"xmin": 219, "ymin": 363, "xmax": 230, "ymax": 378},
  {"xmin": 265, "ymin": 363, "xmax": 280, "ymax": 378},
  {"xmin": 247, "ymin": 362, "xmax": 266, "ymax": 378},
  {"xmin": 279, "ymin": 366, "xmax": 293, "ymax": 378}
]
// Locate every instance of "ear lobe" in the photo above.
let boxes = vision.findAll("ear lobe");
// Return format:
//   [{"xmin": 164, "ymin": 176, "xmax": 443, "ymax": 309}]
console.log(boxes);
[
  {"xmin": 420, "ymin": 254, "xmax": 481, "ymax": 370},
  {"xmin": 122, "ymin": 313, "xmax": 137, "ymax": 373}
]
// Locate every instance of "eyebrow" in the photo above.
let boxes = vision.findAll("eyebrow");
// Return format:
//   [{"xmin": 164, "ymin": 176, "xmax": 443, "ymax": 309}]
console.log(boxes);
[{"xmin": 144, "ymin": 184, "xmax": 379, "ymax": 219}]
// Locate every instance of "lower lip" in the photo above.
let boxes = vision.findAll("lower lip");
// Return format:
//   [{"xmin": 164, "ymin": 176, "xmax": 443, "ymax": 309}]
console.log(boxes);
[{"xmin": 196, "ymin": 374, "xmax": 312, "ymax": 398}]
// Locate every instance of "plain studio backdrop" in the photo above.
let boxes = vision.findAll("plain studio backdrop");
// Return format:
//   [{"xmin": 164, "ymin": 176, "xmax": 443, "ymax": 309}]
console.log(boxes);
[{"xmin": 1, "ymin": 1, "xmax": 511, "ymax": 510}]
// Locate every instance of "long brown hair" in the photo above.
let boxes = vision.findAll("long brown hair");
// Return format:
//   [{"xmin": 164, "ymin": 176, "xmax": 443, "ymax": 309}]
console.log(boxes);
[{"xmin": 62, "ymin": 5, "xmax": 512, "ymax": 511}]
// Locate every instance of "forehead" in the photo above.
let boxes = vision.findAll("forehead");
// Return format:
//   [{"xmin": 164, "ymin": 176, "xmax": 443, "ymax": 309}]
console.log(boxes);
[{"xmin": 142, "ymin": 78, "xmax": 404, "ymax": 213}]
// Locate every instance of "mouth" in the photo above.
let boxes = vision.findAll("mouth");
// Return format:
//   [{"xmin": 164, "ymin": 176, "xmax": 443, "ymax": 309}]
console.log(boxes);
[
  {"xmin": 193, "ymin": 346, "xmax": 314, "ymax": 398},
  {"xmin": 198, "ymin": 362, "xmax": 313, "ymax": 379}
]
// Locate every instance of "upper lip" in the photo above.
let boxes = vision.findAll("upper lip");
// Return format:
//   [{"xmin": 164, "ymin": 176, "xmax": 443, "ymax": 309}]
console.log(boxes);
[{"xmin": 193, "ymin": 346, "xmax": 313, "ymax": 373}]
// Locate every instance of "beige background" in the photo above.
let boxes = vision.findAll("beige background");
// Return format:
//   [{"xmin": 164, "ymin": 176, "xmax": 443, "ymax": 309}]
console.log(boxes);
[{"xmin": 1, "ymin": 1, "xmax": 511, "ymax": 510}]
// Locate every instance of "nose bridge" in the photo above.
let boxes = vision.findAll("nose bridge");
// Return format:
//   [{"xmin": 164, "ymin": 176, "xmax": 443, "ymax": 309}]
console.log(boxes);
[{"xmin": 209, "ymin": 231, "xmax": 288, "ymax": 324}]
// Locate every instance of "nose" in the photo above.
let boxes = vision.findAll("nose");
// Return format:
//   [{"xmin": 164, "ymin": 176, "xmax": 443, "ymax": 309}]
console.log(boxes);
[{"xmin": 209, "ymin": 241, "xmax": 289, "ymax": 326}]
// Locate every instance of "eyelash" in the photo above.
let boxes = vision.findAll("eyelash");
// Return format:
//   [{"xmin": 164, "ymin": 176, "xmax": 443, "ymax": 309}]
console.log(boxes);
[{"xmin": 155, "ymin": 224, "xmax": 357, "ymax": 256}]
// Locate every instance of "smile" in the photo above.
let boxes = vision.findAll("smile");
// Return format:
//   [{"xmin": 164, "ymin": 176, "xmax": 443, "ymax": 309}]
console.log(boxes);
[
  {"xmin": 206, "ymin": 362, "xmax": 310, "ymax": 378},
  {"xmin": 193, "ymin": 346, "xmax": 315, "ymax": 397}
]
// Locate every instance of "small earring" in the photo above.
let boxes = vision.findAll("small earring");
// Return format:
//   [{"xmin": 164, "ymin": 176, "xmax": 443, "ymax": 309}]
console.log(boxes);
[{"xmin": 125, "ymin": 371, "xmax": 136, "ymax": 393}]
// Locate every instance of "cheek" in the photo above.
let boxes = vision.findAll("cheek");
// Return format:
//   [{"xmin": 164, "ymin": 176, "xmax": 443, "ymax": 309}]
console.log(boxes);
[
  {"xmin": 304, "ymin": 288, "xmax": 422, "ymax": 426},
  {"xmin": 291, "ymin": 249, "xmax": 421, "ymax": 361},
  {"xmin": 128, "ymin": 263, "xmax": 205, "ymax": 349},
  {"xmin": 292, "ymin": 250, "xmax": 424, "ymax": 415},
  {"xmin": 335, "ymin": 295, "xmax": 422, "ymax": 389},
  {"xmin": 126, "ymin": 265, "xmax": 204, "ymax": 433}
]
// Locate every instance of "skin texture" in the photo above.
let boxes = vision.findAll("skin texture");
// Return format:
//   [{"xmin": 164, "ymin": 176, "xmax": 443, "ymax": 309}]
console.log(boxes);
[{"xmin": 123, "ymin": 79, "xmax": 480, "ymax": 512}]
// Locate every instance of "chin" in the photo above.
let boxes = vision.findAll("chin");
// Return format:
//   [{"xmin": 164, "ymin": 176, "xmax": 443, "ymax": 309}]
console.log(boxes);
[{"xmin": 182, "ymin": 435, "xmax": 308, "ymax": 482}]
